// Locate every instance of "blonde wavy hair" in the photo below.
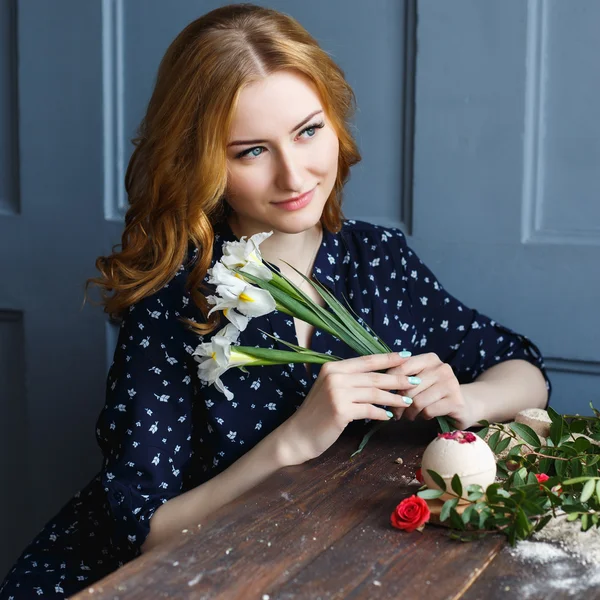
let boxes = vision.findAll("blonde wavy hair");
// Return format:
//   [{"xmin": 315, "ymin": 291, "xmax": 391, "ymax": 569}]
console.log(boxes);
[{"xmin": 85, "ymin": 2, "xmax": 361, "ymax": 336}]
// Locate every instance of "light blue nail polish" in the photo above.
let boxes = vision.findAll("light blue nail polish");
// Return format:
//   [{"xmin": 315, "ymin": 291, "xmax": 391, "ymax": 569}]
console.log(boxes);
[
  {"xmin": 385, "ymin": 410, "xmax": 394, "ymax": 419},
  {"xmin": 402, "ymin": 396, "xmax": 413, "ymax": 405},
  {"xmin": 408, "ymin": 376, "xmax": 421, "ymax": 385},
  {"xmin": 398, "ymin": 350, "xmax": 412, "ymax": 358}
]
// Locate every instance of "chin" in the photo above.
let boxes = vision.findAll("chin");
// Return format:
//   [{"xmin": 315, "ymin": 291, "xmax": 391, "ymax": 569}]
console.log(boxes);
[{"xmin": 271, "ymin": 206, "xmax": 325, "ymax": 234}]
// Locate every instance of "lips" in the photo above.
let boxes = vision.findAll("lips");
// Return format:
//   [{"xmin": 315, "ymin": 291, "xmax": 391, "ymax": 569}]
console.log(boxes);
[
  {"xmin": 274, "ymin": 187, "xmax": 315, "ymax": 204},
  {"xmin": 271, "ymin": 186, "xmax": 317, "ymax": 212}
]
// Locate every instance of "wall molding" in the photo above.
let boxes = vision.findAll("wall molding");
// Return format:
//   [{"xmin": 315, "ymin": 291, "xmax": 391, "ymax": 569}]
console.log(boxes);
[
  {"xmin": 102, "ymin": 0, "xmax": 126, "ymax": 222},
  {"xmin": 521, "ymin": 0, "xmax": 600, "ymax": 247},
  {"xmin": 0, "ymin": 0, "xmax": 20, "ymax": 216},
  {"xmin": 0, "ymin": 309, "xmax": 22, "ymax": 323},
  {"xmin": 544, "ymin": 357, "xmax": 600, "ymax": 376},
  {"xmin": 400, "ymin": 0, "xmax": 416, "ymax": 236},
  {"xmin": 354, "ymin": 0, "xmax": 415, "ymax": 236}
]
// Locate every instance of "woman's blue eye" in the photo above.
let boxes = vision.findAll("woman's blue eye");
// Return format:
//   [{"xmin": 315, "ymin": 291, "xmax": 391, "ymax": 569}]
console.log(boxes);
[{"xmin": 235, "ymin": 121, "xmax": 325, "ymax": 160}]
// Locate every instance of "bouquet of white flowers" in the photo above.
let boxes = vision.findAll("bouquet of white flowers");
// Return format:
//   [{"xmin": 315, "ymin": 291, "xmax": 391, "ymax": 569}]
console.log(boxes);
[{"xmin": 193, "ymin": 231, "xmax": 451, "ymax": 453}]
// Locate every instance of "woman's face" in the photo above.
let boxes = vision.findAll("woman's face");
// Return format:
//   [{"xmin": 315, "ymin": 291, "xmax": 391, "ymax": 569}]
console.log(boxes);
[{"xmin": 225, "ymin": 70, "xmax": 340, "ymax": 236}]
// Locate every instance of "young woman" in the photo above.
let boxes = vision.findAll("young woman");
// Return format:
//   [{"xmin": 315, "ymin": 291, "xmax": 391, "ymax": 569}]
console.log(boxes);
[{"xmin": 0, "ymin": 4, "xmax": 550, "ymax": 598}]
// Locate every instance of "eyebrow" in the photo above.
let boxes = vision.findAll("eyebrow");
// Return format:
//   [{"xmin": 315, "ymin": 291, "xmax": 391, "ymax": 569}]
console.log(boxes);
[{"xmin": 227, "ymin": 109, "xmax": 323, "ymax": 148}]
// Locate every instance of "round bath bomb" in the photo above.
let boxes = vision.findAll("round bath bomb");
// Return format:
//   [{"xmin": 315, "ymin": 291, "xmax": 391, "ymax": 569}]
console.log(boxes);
[
  {"xmin": 515, "ymin": 408, "xmax": 552, "ymax": 438},
  {"xmin": 421, "ymin": 431, "xmax": 497, "ymax": 504}
]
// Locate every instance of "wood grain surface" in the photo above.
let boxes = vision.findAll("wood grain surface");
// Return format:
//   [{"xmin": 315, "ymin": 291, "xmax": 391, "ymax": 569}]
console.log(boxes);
[{"xmin": 70, "ymin": 419, "xmax": 595, "ymax": 600}]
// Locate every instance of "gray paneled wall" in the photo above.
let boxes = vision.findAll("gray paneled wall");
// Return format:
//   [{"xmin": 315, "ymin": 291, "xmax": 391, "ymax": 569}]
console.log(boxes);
[
  {"xmin": 522, "ymin": 0, "xmax": 600, "ymax": 242},
  {"xmin": 0, "ymin": 0, "xmax": 598, "ymax": 581},
  {"xmin": 412, "ymin": 0, "xmax": 600, "ymax": 415}
]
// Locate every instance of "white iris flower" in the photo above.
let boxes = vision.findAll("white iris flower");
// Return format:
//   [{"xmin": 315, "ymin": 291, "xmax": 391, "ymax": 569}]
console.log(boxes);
[
  {"xmin": 206, "ymin": 262, "xmax": 276, "ymax": 330},
  {"xmin": 192, "ymin": 323, "xmax": 257, "ymax": 401},
  {"xmin": 220, "ymin": 231, "xmax": 274, "ymax": 281}
]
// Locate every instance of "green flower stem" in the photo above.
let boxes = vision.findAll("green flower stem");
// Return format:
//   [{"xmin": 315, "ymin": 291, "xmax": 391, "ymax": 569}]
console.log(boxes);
[
  {"xmin": 239, "ymin": 269, "xmax": 374, "ymax": 356},
  {"xmin": 236, "ymin": 346, "xmax": 340, "ymax": 365},
  {"xmin": 280, "ymin": 261, "xmax": 389, "ymax": 355}
]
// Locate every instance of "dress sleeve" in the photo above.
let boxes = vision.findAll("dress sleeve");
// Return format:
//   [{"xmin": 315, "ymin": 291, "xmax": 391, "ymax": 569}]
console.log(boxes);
[
  {"xmin": 390, "ymin": 230, "xmax": 551, "ymax": 405},
  {"xmin": 96, "ymin": 268, "xmax": 201, "ymax": 560}
]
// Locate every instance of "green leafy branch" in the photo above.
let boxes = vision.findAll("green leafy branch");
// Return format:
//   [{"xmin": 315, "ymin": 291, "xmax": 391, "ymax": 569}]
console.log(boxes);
[{"xmin": 415, "ymin": 402, "xmax": 600, "ymax": 544}]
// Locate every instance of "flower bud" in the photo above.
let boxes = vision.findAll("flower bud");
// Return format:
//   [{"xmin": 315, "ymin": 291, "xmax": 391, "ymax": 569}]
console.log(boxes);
[{"xmin": 505, "ymin": 459, "xmax": 520, "ymax": 471}]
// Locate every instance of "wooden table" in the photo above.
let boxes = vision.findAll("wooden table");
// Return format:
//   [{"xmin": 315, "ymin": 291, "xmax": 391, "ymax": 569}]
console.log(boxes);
[{"xmin": 71, "ymin": 420, "xmax": 599, "ymax": 600}]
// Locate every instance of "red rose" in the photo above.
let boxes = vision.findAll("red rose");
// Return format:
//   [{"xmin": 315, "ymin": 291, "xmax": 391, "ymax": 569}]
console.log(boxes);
[
  {"xmin": 415, "ymin": 467, "xmax": 424, "ymax": 484},
  {"xmin": 535, "ymin": 473, "xmax": 550, "ymax": 491},
  {"xmin": 391, "ymin": 495, "xmax": 430, "ymax": 532}
]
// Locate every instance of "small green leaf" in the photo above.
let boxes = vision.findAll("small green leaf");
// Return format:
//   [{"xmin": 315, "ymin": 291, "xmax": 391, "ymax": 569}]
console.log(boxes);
[
  {"xmin": 567, "ymin": 512, "xmax": 580, "ymax": 522},
  {"xmin": 515, "ymin": 508, "xmax": 532, "ymax": 537},
  {"xmin": 467, "ymin": 484, "xmax": 484, "ymax": 494},
  {"xmin": 467, "ymin": 491, "xmax": 484, "ymax": 502},
  {"xmin": 569, "ymin": 420, "xmax": 587, "ymax": 434},
  {"xmin": 509, "ymin": 422, "xmax": 541, "ymax": 449},
  {"xmin": 522, "ymin": 498, "xmax": 545, "ymax": 515},
  {"xmin": 496, "ymin": 462, "xmax": 509, "ymax": 479},
  {"xmin": 426, "ymin": 469, "xmax": 447, "ymax": 492},
  {"xmin": 549, "ymin": 412, "xmax": 565, "ymax": 447},
  {"xmin": 440, "ymin": 498, "xmax": 457, "ymax": 522},
  {"xmin": 449, "ymin": 507, "xmax": 466, "ymax": 530},
  {"xmin": 476, "ymin": 426, "xmax": 489, "ymax": 440},
  {"xmin": 596, "ymin": 480, "xmax": 600, "ymax": 505},
  {"xmin": 547, "ymin": 406, "xmax": 562, "ymax": 424},
  {"xmin": 478, "ymin": 509, "xmax": 489, "ymax": 529},
  {"xmin": 586, "ymin": 455, "xmax": 600, "ymax": 468},
  {"xmin": 350, "ymin": 422, "xmax": 385, "ymax": 457},
  {"xmin": 417, "ymin": 489, "xmax": 445, "ymax": 500},
  {"xmin": 487, "ymin": 430, "xmax": 501, "ymax": 452},
  {"xmin": 573, "ymin": 436, "xmax": 591, "ymax": 453},
  {"xmin": 534, "ymin": 514, "xmax": 552, "ymax": 533},
  {"xmin": 581, "ymin": 479, "xmax": 596, "ymax": 503},
  {"xmin": 451, "ymin": 474, "xmax": 463, "ymax": 498},
  {"xmin": 570, "ymin": 457, "xmax": 583, "ymax": 478},
  {"xmin": 581, "ymin": 513, "xmax": 590, "ymax": 531},
  {"xmin": 513, "ymin": 470, "xmax": 526, "ymax": 487},
  {"xmin": 496, "ymin": 436, "xmax": 511, "ymax": 454},
  {"xmin": 563, "ymin": 476, "xmax": 597, "ymax": 485},
  {"xmin": 461, "ymin": 504, "xmax": 476, "ymax": 525},
  {"xmin": 508, "ymin": 443, "xmax": 525, "ymax": 458},
  {"xmin": 526, "ymin": 472, "xmax": 538, "ymax": 486},
  {"xmin": 538, "ymin": 457, "xmax": 552, "ymax": 473}
]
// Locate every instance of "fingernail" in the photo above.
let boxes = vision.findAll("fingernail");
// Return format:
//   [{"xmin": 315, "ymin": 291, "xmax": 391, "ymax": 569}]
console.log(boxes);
[
  {"xmin": 408, "ymin": 376, "xmax": 421, "ymax": 385},
  {"xmin": 398, "ymin": 350, "xmax": 412, "ymax": 358},
  {"xmin": 386, "ymin": 410, "xmax": 394, "ymax": 419},
  {"xmin": 402, "ymin": 396, "xmax": 413, "ymax": 405}
]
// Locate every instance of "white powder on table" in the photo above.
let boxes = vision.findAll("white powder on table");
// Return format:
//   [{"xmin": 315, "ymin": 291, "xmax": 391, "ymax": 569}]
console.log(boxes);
[
  {"xmin": 532, "ymin": 512, "xmax": 600, "ymax": 565},
  {"xmin": 505, "ymin": 513, "xmax": 600, "ymax": 597}
]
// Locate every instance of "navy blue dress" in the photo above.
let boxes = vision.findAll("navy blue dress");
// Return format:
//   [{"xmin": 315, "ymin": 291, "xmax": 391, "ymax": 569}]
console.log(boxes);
[{"xmin": 0, "ymin": 219, "xmax": 551, "ymax": 598}]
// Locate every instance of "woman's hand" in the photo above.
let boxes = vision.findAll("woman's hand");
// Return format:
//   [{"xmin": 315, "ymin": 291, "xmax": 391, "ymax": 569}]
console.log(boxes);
[
  {"xmin": 387, "ymin": 352, "xmax": 480, "ymax": 430},
  {"xmin": 277, "ymin": 352, "xmax": 420, "ymax": 466}
]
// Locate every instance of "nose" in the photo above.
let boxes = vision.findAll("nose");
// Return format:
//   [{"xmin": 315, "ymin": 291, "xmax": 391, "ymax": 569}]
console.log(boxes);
[{"xmin": 274, "ymin": 147, "xmax": 304, "ymax": 193}]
